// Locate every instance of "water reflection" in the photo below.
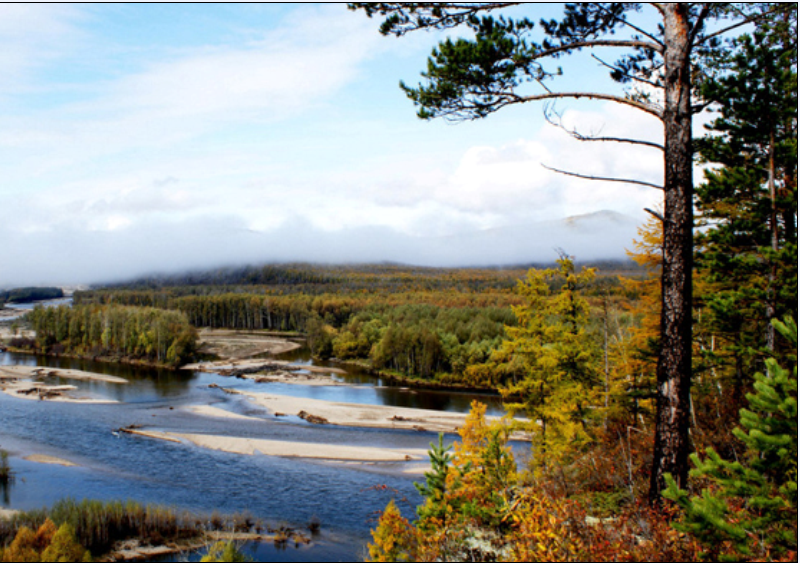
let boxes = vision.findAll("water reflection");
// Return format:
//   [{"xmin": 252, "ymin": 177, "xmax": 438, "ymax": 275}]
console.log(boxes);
[{"xmin": 0, "ymin": 478, "xmax": 10, "ymax": 506}]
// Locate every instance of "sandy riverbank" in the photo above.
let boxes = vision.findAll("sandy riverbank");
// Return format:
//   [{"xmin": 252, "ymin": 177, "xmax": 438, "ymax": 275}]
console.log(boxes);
[
  {"xmin": 0, "ymin": 365, "xmax": 126, "ymax": 403},
  {"xmin": 233, "ymin": 389, "xmax": 492, "ymax": 434}
]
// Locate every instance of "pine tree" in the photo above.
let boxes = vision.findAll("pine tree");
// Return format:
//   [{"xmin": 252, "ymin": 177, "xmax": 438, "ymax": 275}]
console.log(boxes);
[
  {"xmin": 414, "ymin": 433, "xmax": 453, "ymax": 524},
  {"xmin": 694, "ymin": 5, "xmax": 798, "ymax": 400},
  {"xmin": 664, "ymin": 317, "xmax": 798, "ymax": 561}
]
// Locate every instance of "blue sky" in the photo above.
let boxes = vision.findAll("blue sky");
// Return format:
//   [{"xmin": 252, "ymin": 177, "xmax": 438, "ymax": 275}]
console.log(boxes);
[{"xmin": 0, "ymin": 3, "xmax": 671, "ymax": 286}]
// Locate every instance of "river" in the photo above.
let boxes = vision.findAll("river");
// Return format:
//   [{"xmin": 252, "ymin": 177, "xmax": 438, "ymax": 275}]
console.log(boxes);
[{"xmin": 0, "ymin": 345, "xmax": 515, "ymax": 561}]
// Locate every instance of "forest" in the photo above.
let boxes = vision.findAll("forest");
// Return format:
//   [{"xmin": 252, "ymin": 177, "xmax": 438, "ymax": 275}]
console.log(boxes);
[
  {"xmin": 1, "ymin": 3, "xmax": 796, "ymax": 562},
  {"xmin": 19, "ymin": 304, "xmax": 198, "ymax": 368},
  {"xmin": 0, "ymin": 287, "xmax": 63, "ymax": 305},
  {"xmin": 72, "ymin": 263, "xmax": 631, "ymax": 386},
  {"xmin": 352, "ymin": 3, "xmax": 797, "ymax": 562}
]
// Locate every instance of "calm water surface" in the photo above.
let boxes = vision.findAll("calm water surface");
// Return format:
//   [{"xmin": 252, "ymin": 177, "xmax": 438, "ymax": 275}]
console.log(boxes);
[{"xmin": 0, "ymin": 346, "xmax": 514, "ymax": 561}]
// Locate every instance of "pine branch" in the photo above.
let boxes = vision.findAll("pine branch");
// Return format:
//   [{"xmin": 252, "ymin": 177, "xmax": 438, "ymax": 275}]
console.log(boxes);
[
  {"xmin": 544, "ymin": 107, "xmax": 665, "ymax": 150},
  {"xmin": 542, "ymin": 164, "xmax": 664, "ymax": 191},
  {"xmin": 514, "ymin": 91, "xmax": 663, "ymax": 118}
]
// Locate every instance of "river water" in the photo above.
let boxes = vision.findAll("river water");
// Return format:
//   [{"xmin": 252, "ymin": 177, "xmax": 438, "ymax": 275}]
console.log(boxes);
[{"xmin": 0, "ymin": 346, "xmax": 513, "ymax": 561}]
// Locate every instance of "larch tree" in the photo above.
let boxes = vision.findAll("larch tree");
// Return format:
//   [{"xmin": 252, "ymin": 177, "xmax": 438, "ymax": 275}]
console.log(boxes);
[{"xmin": 350, "ymin": 1, "xmax": 791, "ymax": 504}]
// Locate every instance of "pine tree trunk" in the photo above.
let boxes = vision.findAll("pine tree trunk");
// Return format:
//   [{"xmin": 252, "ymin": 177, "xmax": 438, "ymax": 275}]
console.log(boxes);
[{"xmin": 649, "ymin": 3, "xmax": 694, "ymax": 505}]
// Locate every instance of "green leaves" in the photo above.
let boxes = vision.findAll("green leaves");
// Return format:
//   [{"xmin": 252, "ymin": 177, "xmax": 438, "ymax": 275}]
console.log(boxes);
[{"xmin": 415, "ymin": 434, "xmax": 454, "ymax": 522}]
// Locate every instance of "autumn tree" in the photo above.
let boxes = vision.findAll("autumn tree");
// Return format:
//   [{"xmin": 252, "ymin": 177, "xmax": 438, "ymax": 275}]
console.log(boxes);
[
  {"xmin": 468, "ymin": 256, "xmax": 603, "ymax": 475},
  {"xmin": 350, "ymin": 1, "xmax": 791, "ymax": 503}
]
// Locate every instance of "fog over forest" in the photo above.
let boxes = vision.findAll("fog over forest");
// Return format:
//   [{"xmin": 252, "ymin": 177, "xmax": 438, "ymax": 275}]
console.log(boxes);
[{"xmin": 1, "ymin": 210, "xmax": 639, "ymax": 287}]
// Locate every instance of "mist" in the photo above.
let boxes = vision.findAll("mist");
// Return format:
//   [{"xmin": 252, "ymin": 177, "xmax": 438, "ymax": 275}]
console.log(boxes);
[{"xmin": 0, "ymin": 210, "xmax": 641, "ymax": 288}]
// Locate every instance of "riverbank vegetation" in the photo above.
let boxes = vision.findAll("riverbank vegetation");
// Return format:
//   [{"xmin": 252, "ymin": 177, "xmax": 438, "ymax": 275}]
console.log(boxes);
[
  {"xmin": 369, "ymin": 318, "xmax": 796, "ymax": 562},
  {"xmin": 358, "ymin": 2, "xmax": 797, "ymax": 561},
  {"xmin": 71, "ymin": 262, "xmax": 633, "ymax": 387},
  {"xmin": 15, "ymin": 304, "xmax": 198, "ymax": 368},
  {"xmin": 0, "ymin": 287, "xmax": 64, "ymax": 306},
  {"xmin": 0, "ymin": 498, "xmax": 306, "ymax": 562}
]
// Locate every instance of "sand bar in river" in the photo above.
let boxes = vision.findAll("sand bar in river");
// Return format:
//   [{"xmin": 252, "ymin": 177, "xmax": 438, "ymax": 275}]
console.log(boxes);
[
  {"xmin": 0, "ymin": 365, "xmax": 125, "ymax": 403},
  {"xmin": 125, "ymin": 429, "xmax": 427, "ymax": 462},
  {"xmin": 23, "ymin": 454, "xmax": 77, "ymax": 467},
  {"xmin": 233, "ymin": 388, "xmax": 497, "ymax": 435}
]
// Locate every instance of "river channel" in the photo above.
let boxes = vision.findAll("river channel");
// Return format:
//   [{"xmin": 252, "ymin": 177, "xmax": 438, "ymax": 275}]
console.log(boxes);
[{"xmin": 0, "ymin": 341, "xmax": 513, "ymax": 561}]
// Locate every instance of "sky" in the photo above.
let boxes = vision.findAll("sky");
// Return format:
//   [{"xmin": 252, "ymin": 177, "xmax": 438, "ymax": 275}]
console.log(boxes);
[{"xmin": 0, "ymin": 3, "xmax": 671, "ymax": 287}]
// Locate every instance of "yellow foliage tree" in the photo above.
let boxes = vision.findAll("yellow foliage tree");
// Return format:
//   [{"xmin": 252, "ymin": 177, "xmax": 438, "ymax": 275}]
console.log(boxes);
[
  {"xmin": 1, "ymin": 526, "xmax": 39, "ymax": 563},
  {"xmin": 1, "ymin": 519, "xmax": 90, "ymax": 563},
  {"xmin": 468, "ymin": 256, "xmax": 603, "ymax": 476},
  {"xmin": 368, "ymin": 401, "xmax": 578, "ymax": 562},
  {"xmin": 367, "ymin": 499, "xmax": 416, "ymax": 562},
  {"xmin": 40, "ymin": 524, "xmax": 91, "ymax": 563},
  {"xmin": 613, "ymin": 214, "xmax": 663, "ymax": 424}
]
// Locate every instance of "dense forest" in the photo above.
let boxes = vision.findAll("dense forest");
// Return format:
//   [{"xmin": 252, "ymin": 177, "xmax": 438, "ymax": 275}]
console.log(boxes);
[
  {"xmin": 73, "ymin": 263, "xmax": 634, "ymax": 386},
  {"xmin": 19, "ymin": 304, "xmax": 197, "ymax": 367}
]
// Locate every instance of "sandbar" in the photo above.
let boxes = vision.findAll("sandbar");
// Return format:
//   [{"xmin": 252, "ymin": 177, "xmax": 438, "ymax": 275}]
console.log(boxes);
[
  {"xmin": 127, "ymin": 429, "xmax": 427, "ymax": 462},
  {"xmin": 236, "ymin": 390, "xmax": 480, "ymax": 434},
  {"xmin": 185, "ymin": 358, "xmax": 348, "ymax": 386},
  {"xmin": 0, "ymin": 365, "xmax": 128, "ymax": 384},
  {"xmin": 0, "ymin": 365, "xmax": 125, "ymax": 403},
  {"xmin": 0, "ymin": 380, "xmax": 117, "ymax": 404},
  {"xmin": 23, "ymin": 454, "xmax": 77, "ymax": 467}
]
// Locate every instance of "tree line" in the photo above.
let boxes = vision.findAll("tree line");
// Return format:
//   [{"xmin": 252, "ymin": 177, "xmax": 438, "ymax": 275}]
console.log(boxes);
[{"xmin": 0, "ymin": 287, "xmax": 64, "ymax": 305}]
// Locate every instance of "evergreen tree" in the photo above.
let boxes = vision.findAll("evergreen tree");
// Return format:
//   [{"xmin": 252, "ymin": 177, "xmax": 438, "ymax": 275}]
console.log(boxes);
[
  {"xmin": 664, "ymin": 317, "xmax": 798, "ymax": 561},
  {"xmin": 414, "ymin": 433, "xmax": 454, "ymax": 524},
  {"xmin": 694, "ymin": 5, "xmax": 798, "ymax": 402}
]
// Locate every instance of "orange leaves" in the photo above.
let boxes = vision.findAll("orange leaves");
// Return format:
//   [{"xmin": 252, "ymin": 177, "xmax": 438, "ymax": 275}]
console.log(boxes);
[{"xmin": 0, "ymin": 519, "xmax": 91, "ymax": 563}]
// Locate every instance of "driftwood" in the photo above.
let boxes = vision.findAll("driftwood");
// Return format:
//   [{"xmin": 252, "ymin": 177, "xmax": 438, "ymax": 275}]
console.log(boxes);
[{"xmin": 297, "ymin": 411, "xmax": 328, "ymax": 425}]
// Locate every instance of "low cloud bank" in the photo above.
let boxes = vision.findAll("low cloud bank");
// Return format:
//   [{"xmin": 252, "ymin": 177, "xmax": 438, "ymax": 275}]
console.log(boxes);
[{"xmin": 0, "ymin": 210, "xmax": 641, "ymax": 288}]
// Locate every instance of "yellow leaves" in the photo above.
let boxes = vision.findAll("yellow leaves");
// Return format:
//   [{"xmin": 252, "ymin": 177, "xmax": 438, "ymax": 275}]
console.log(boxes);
[
  {"xmin": 1, "ymin": 520, "xmax": 91, "ymax": 563},
  {"xmin": 368, "ymin": 500, "xmax": 415, "ymax": 562}
]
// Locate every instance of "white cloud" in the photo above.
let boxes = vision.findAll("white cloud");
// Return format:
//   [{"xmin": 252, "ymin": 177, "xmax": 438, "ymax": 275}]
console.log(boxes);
[
  {"xmin": 0, "ymin": 6, "xmax": 671, "ymax": 286},
  {"xmin": 0, "ymin": 4, "xmax": 86, "ymax": 96}
]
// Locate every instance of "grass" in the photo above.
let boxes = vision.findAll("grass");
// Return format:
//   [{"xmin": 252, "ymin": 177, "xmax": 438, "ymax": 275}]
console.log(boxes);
[{"xmin": 0, "ymin": 498, "xmax": 311, "ymax": 557}]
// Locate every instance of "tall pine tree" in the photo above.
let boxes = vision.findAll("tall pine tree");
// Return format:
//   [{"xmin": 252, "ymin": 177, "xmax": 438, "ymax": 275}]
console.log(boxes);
[{"xmin": 694, "ymin": 5, "xmax": 798, "ymax": 407}]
